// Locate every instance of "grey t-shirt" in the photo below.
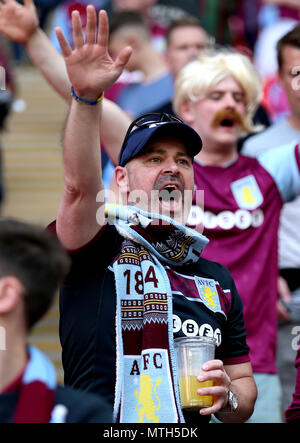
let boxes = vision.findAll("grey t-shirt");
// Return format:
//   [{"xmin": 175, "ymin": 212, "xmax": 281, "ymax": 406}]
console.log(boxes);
[{"xmin": 242, "ymin": 119, "xmax": 300, "ymax": 269}]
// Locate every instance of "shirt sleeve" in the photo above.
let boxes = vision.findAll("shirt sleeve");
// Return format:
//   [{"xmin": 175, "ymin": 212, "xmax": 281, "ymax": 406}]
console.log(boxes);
[
  {"xmin": 257, "ymin": 141, "xmax": 300, "ymax": 202},
  {"xmin": 216, "ymin": 267, "xmax": 250, "ymax": 365}
]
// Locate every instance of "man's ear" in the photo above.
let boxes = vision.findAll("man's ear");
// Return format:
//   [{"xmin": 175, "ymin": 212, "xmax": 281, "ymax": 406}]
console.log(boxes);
[
  {"xmin": 178, "ymin": 99, "xmax": 196, "ymax": 125},
  {"xmin": 115, "ymin": 165, "xmax": 130, "ymax": 194},
  {"xmin": 0, "ymin": 277, "xmax": 23, "ymax": 315}
]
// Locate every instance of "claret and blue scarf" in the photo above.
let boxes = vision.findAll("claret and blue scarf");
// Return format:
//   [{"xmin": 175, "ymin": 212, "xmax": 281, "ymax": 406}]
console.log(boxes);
[
  {"xmin": 105, "ymin": 205, "xmax": 209, "ymax": 423},
  {"xmin": 5, "ymin": 346, "xmax": 67, "ymax": 423}
]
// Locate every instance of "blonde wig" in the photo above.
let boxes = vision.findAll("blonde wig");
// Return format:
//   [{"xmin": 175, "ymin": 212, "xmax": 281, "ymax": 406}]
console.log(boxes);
[{"xmin": 173, "ymin": 48, "xmax": 263, "ymax": 133}]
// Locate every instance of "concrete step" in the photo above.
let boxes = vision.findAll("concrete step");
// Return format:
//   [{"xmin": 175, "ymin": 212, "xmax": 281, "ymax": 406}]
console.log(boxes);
[{"xmin": 2, "ymin": 65, "xmax": 68, "ymax": 383}]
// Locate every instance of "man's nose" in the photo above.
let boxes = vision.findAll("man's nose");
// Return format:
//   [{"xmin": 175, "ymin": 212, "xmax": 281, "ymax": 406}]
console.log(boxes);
[
  {"xmin": 223, "ymin": 93, "xmax": 236, "ymax": 108},
  {"xmin": 188, "ymin": 47, "xmax": 200, "ymax": 60},
  {"xmin": 162, "ymin": 159, "xmax": 179, "ymax": 174}
]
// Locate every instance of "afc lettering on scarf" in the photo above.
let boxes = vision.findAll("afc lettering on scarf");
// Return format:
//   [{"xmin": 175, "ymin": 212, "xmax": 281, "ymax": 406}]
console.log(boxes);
[{"xmin": 130, "ymin": 352, "xmax": 163, "ymax": 375}]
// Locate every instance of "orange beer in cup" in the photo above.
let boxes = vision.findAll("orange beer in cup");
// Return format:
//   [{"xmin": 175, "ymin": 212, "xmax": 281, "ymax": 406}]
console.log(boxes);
[
  {"xmin": 179, "ymin": 376, "xmax": 214, "ymax": 408},
  {"xmin": 175, "ymin": 336, "xmax": 216, "ymax": 410}
]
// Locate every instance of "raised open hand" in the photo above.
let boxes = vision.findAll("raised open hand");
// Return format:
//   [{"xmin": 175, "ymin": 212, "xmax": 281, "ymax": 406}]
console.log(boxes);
[
  {"xmin": 0, "ymin": 0, "xmax": 38, "ymax": 44},
  {"xmin": 56, "ymin": 6, "xmax": 132, "ymax": 101}
]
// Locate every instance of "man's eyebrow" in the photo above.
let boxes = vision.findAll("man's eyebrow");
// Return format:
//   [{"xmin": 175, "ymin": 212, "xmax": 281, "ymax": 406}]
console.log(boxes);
[
  {"xmin": 208, "ymin": 87, "xmax": 245, "ymax": 95},
  {"xmin": 144, "ymin": 147, "xmax": 190, "ymax": 157}
]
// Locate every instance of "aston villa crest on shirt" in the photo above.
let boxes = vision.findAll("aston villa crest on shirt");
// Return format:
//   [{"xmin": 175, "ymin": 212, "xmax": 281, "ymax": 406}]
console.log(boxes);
[
  {"xmin": 194, "ymin": 277, "xmax": 225, "ymax": 316},
  {"xmin": 230, "ymin": 175, "xmax": 263, "ymax": 210}
]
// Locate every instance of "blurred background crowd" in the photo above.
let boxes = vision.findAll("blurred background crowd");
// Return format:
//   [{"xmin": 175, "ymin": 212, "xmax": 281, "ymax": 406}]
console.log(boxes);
[
  {"xmin": 2, "ymin": 0, "xmax": 300, "ymax": 134},
  {"xmin": 1, "ymin": 0, "xmax": 300, "ymax": 198}
]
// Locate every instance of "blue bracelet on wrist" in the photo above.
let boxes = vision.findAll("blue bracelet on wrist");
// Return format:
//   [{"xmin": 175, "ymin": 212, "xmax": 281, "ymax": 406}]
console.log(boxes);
[{"xmin": 70, "ymin": 85, "xmax": 104, "ymax": 105}]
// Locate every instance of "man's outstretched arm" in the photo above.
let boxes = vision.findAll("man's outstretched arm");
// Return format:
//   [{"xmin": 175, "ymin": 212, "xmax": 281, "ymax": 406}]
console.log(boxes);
[
  {"xmin": 0, "ymin": 0, "xmax": 131, "ymax": 164},
  {"xmin": 54, "ymin": 6, "xmax": 131, "ymax": 249}
]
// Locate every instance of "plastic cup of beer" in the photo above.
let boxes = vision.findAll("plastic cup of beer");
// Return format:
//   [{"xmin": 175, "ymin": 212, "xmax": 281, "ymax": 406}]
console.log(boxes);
[{"xmin": 175, "ymin": 336, "xmax": 216, "ymax": 410}]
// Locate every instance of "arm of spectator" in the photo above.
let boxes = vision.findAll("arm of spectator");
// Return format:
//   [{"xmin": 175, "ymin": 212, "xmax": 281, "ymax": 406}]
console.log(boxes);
[
  {"xmin": 277, "ymin": 275, "xmax": 292, "ymax": 321},
  {"xmin": 0, "ymin": 0, "xmax": 131, "ymax": 165},
  {"xmin": 55, "ymin": 6, "xmax": 131, "ymax": 249},
  {"xmin": 257, "ymin": 141, "xmax": 300, "ymax": 203},
  {"xmin": 197, "ymin": 360, "xmax": 257, "ymax": 423},
  {"xmin": 27, "ymin": 26, "xmax": 131, "ymax": 165},
  {"xmin": 0, "ymin": 0, "xmax": 69, "ymax": 97}
]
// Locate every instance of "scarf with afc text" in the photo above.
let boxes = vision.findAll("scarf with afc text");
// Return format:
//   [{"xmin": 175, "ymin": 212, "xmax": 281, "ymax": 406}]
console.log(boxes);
[{"xmin": 106, "ymin": 205, "xmax": 209, "ymax": 423}]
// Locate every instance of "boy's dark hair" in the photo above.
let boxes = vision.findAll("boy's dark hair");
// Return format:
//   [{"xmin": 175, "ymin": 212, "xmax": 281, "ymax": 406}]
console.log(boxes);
[
  {"xmin": 277, "ymin": 24, "xmax": 300, "ymax": 71},
  {"xmin": 0, "ymin": 219, "xmax": 70, "ymax": 330},
  {"xmin": 166, "ymin": 16, "xmax": 206, "ymax": 46},
  {"xmin": 109, "ymin": 10, "xmax": 148, "ymax": 38}
]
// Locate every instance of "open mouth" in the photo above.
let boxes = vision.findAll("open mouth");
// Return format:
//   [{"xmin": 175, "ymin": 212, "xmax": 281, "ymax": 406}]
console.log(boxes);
[
  {"xmin": 211, "ymin": 108, "xmax": 246, "ymax": 131},
  {"xmin": 158, "ymin": 184, "xmax": 182, "ymax": 202},
  {"xmin": 219, "ymin": 118, "xmax": 235, "ymax": 128},
  {"xmin": 152, "ymin": 176, "xmax": 186, "ymax": 216}
]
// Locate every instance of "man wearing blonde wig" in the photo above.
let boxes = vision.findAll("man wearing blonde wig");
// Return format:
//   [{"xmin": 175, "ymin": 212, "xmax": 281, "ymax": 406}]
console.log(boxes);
[{"xmin": 173, "ymin": 49, "xmax": 300, "ymax": 423}]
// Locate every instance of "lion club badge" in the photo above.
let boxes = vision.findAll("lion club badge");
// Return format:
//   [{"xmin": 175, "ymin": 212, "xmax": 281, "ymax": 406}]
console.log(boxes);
[
  {"xmin": 194, "ymin": 277, "xmax": 225, "ymax": 316},
  {"xmin": 230, "ymin": 175, "xmax": 263, "ymax": 210}
]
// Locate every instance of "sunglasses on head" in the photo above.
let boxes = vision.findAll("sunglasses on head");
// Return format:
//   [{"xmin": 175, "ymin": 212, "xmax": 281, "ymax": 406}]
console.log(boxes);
[{"xmin": 118, "ymin": 113, "xmax": 185, "ymax": 166}]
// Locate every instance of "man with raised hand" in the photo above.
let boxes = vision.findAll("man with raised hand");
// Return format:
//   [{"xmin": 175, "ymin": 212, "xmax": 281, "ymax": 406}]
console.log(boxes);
[{"xmin": 49, "ymin": 6, "xmax": 256, "ymax": 424}]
